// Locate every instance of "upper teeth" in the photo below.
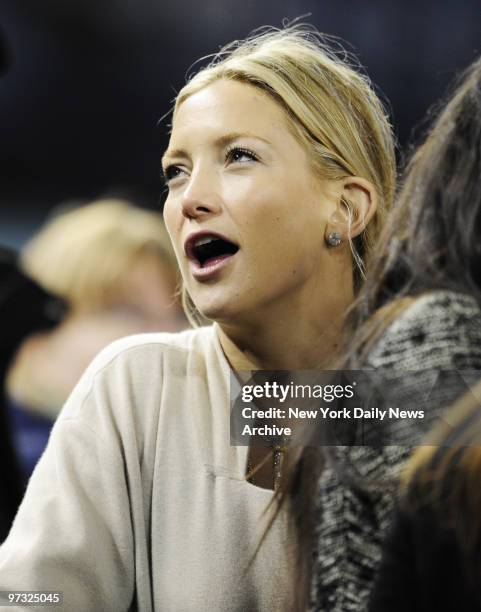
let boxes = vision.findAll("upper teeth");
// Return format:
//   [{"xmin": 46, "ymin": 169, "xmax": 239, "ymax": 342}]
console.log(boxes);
[{"xmin": 194, "ymin": 236, "xmax": 217, "ymax": 247}]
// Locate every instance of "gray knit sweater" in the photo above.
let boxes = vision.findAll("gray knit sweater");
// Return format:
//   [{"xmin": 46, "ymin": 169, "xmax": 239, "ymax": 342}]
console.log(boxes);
[{"xmin": 310, "ymin": 291, "xmax": 481, "ymax": 611}]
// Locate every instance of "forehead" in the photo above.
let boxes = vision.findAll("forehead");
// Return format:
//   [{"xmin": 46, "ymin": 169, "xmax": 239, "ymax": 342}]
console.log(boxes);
[{"xmin": 170, "ymin": 79, "xmax": 291, "ymax": 143}]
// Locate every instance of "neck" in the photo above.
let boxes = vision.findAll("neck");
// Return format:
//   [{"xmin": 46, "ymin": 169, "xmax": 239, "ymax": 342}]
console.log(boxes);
[{"xmin": 216, "ymin": 276, "xmax": 353, "ymax": 371}]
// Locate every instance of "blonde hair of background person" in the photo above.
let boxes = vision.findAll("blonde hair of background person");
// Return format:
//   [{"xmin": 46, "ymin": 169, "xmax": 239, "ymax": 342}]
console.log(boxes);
[
  {"xmin": 0, "ymin": 25, "xmax": 396, "ymax": 612},
  {"xmin": 172, "ymin": 26, "xmax": 396, "ymax": 327},
  {"xmin": 21, "ymin": 199, "xmax": 180, "ymax": 314},
  {"xmin": 7, "ymin": 199, "xmax": 186, "ymax": 418}
]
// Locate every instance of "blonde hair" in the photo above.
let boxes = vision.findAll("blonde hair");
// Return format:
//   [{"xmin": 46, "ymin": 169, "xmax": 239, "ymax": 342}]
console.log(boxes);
[
  {"xmin": 171, "ymin": 25, "xmax": 396, "ymax": 327},
  {"xmin": 21, "ymin": 199, "xmax": 179, "ymax": 311}
]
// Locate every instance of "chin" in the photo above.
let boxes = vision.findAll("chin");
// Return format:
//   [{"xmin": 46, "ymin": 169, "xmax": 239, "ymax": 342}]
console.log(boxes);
[
  {"xmin": 196, "ymin": 304, "xmax": 237, "ymax": 323},
  {"xmin": 193, "ymin": 295, "xmax": 246, "ymax": 325}
]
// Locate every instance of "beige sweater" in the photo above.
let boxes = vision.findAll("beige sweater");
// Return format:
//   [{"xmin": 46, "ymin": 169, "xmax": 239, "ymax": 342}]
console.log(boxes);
[{"xmin": 0, "ymin": 325, "xmax": 292, "ymax": 611}]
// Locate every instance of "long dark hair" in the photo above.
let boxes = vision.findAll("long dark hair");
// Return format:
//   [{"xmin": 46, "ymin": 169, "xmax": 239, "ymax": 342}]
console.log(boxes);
[
  {"xmin": 346, "ymin": 54, "xmax": 481, "ymax": 365},
  {"xmin": 401, "ymin": 381, "xmax": 481, "ymax": 584},
  {"xmin": 281, "ymin": 55, "xmax": 481, "ymax": 610}
]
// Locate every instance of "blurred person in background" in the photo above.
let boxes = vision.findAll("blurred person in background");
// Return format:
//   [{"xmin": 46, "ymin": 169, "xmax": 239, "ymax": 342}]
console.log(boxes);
[
  {"xmin": 0, "ymin": 247, "xmax": 65, "ymax": 541},
  {"xmin": 284, "ymin": 53, "xmax": 481, "ymax": 611},
  {"xmin": 6, "ymin": 199, "xmax": 186, "ymax": 481},
  {"xmin": 0, "ymin": 25, "xmax": 395, "ymax": 611}
]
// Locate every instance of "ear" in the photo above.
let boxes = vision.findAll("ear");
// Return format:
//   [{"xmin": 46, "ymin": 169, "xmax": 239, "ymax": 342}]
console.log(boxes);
[{"xmin": 325, "ymin": 177, "xmax": 378, "ymax": 242}]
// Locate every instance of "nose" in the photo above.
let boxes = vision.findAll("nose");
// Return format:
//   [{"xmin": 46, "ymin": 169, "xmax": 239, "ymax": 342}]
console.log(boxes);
[{"xmin": 181, "ymin": 168, "xmax": 222, "ymax": 220}]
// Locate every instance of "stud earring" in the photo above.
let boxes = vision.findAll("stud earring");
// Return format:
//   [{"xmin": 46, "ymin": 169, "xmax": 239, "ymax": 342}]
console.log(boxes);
[{"xmin": 326, "ymin": 232, "xmax": 342, "ymax": 247}]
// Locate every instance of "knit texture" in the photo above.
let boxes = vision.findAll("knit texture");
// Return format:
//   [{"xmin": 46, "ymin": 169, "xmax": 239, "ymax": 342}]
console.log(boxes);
[{"xmin": 311, "ymin": 291, "xmax": 481, "ymax": 611}]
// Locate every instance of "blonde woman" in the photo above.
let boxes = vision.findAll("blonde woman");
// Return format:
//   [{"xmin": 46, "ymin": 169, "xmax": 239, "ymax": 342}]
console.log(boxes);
[
  {"xmin": 6, "ymin": 199, "xmax": 185, "ymax": 478},
  {"xmin": 0, "ymin": 26, "xmax": 395, "ymax": 611}
]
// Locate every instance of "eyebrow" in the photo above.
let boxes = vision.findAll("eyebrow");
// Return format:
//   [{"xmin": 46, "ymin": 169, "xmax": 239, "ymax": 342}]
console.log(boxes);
[{"xmin": 161, "ymin": 132, "xmax": 272, "ymax": 168}]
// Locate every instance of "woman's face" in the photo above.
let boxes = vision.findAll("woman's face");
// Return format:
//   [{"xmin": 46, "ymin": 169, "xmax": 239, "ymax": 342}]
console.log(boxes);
[{"xmin": 162, "ymin": 79, "xmax": 345, "ymax": 325}]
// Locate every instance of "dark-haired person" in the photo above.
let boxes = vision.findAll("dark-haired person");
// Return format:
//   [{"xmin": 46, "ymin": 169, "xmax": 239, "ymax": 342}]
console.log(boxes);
[
  {"xmin": 0, "ymin": 26, "xmax": 395, "ymax": 611},
  {"xmin": 288, "ymin": 56, "xmax": 481, "ymax": 611},
  {"xmin": 369, "ymin": 382, "xmax": 481, "ymax": 611},
  {"xmin": 0, "ymin": 247, "xmax": 65, "ymax": 541}
]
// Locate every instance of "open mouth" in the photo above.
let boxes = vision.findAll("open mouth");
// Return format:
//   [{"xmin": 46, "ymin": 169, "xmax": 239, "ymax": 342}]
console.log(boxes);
[{"xmin": 185, "ymin": 233, "xmax": 239, "ymax": 268}]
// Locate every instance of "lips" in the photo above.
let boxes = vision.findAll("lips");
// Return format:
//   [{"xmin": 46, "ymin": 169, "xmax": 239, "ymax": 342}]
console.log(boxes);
[
  {"xmin": 184, "ymin": 231, "xmax": 239, "ymax": 265},
  {"xmin": 183, "ymin": 231, "xmax": 239, "ymax": 281}
]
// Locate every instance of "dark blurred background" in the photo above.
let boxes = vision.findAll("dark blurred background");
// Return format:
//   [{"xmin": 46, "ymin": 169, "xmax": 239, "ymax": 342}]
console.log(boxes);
[{"xmin": 1, "ymin": 0, "xmax": 480, "ymax": 248}]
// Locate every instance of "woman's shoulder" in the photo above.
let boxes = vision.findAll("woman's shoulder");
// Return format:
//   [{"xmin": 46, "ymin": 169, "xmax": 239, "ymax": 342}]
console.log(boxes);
[
  {"xmin": 367, "ymin": 290, "xmax": 481, "ymax": 370},
  {"xmin": 394, "ymin": 289, "xmax": 479, "ymax": 324},
  {"xmin": 87, "ymin": 324, "xmax": 217, "ymax": 373},
  {"xmin": 380, "ymin": 290, "xmax": 481, "ymax": 341},
  {"xmin": 59, "ymin": 325, "xmax": 220, "ymax": 418}
]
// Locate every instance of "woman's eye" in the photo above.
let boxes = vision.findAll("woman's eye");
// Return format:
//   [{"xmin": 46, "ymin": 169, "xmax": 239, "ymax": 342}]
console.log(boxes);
[
  {"xmin": 163, "ymin": 165, "xmax": 184, "ymax": 184},
  {"xmin": 225, "ymin": 147, "xmax": 259, "ymax": 164}
]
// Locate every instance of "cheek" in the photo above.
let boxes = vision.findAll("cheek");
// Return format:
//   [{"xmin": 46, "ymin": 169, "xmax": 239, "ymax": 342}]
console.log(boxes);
[
  {"xmin": 240, "ymin": 194, "xmax": 325, "ymax": 276},
  {"xmin": 162, "ymin": 198, "xmax": 175, "ymax": 234},
  {"xmin": 162, "ymin": 201, "xmax": 182, "ymax": 255},
  {"xmin": 241, "ymin": 185, "xmax": 322, "ymax": 244}
]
